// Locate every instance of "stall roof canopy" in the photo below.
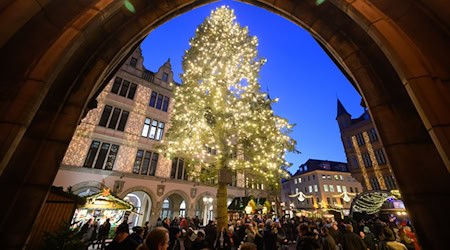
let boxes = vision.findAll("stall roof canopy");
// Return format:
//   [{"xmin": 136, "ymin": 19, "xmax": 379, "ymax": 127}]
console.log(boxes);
[
  {"xmin": 228, "ymin": 197, "xmax": 268, "ymax": 211},
  {"xmin": 82, "ymin": 189, "xmax": 134, "ymax": 211}
]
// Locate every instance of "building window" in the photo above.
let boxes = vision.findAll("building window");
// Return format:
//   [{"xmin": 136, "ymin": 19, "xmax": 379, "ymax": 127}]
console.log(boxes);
[
  {"xmin": 329, "ymin": 185, "xmax": 335, "ymax": 192},
  {"xmin": 375, "ymin": 149, "xmax": 387, "ymax": 164},
  {"xmin": 162, "ymin": 72, "xmax": 169, "ymax": 82},
  {"xmin": 156, "ymin": 94, "xmax": 163, "ymax": 109},
  {"xmin": 179, "ymin": 201, "xmax": 186, "ymax": 218},
  {"xmin": 322, "ymin": 175, "xmax": 326, "ymax": 179},
  {"xmin": 111, "ymin": 77, "xmax": 137, "ymax": 100},
  {"xmin": 294, "ymin": 179, "xmax": 297, "ymax": 184},
  {"xmin": 141, "ymin": 118, "xmax": 165, "ymax": 141},
  {"xmin": 160, "ymin": 199, "xmax": 171, "ymax": 219},
  {"xmin": 295, "ymin": 188, "xmax": 299, "ymax": 194},
  {"xmin": 149, "ymin": 91, "xmax": 158, "ymax": 107},
  {"xmin": 368, "ymin": 128, "xmax": 378, "ymax": 142},
  {"xmin": 336, "ymin": 185, "xmax": 342, "ymax": 193},
  {"xmin": 162, "ymin": 96, "xmax": 170, "ymax": 112},
  {"xmin": 312, "ymin": 174, "xmax": 315, "ymax": 180},
  {"xmin": 362, "ymin": 153, "xmax": 373, "ymax": 167},
  {"xmin": 171, "ymin": 158, "xmax": 187, "ymax": 180},
  {"xmin": 304, "ymin": 166, "xmax": 308, "ymax": 171},
  {"xmin": 308, "ymin": 186, "xmax": 312, "ymax": 193},
  {"xmin": 314, "ymin": 185, "xmax": 318, "ymax": 192},
  {"xmin": 98, "ymin": 105, "xmax": 129, "ymax": 131},
  {"xmin": 370, "ymin": 177, "xmax": 381, "ymax": 190},
  {"xmin": 132, "ymin": 150, "xmax": 159, "ymax": 176},
  {"xmin": 307, "ymin": 176, "xmax": 310, "ymax": 181},
  {"xmin": 356, "ymin": 133, "xmax": 365, "ymax": 146},
  {"xmin": 342, "ymin": 186, "xmax": 347, "ymax": 192},
  {"xmin": 350, "ymin": 156, "xmax": 359, "ymax": 169},
  {"xmin": 340, "ymin": 175, "xmax": 344, "ymax": 180},
  {"xmin": 334, "ymin": 175, "xmax": 339, "ymax": 180},
  {"xmin": 321, "ymin": 163, "xmax": 330, "ymax": 170},
  {"xmin": 385, "ymin": 175, "xmax": 397, "ymax": 190},
  {"xmin": 355, "ymin": 187, "xmax": 359, "ymax": 193},
  {"xmin": 298, "ymin": 177, "xmax": 302, "ymax": 183},
  {"xmin": 149, "ymin": 91, "xmax": 170, "ymax": 112},
  {"xmin": 327, "ymin": 175, "xmax": 331, "ymax": 180},
  {"xmin": 84, "ymin": 140, "xmax": 119, "ymax": 170},
  {"xmin": 347, "ymin": 137, "xmax": 353, "ymax": 149},
  {"xmin": 142, "ymin": 70, "xmax": 154, "ymax": 82},
  {"xmin": 156, "ymin": 121, "xmax": 165, "ymax": 140},
  {"xmin": 323, "ymin": 185, "xmax": 329, "ymax": 192},
  {"xmin": 130, "ymin": 57, "xmax": 137, "ymax": 67},
  {"xmin": 349, "ymin": 187, "xmax": 354, "ymax": 193},
  {"xmin": 326, "ymin": 197, "xmax": 331, "ymax": 205}
]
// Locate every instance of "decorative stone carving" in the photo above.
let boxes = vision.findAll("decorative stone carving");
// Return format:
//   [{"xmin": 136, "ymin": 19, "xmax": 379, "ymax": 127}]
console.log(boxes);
[
  {"xmin": 157, "ymin": 185, "xmax": 165, "ymax": 197},
  {"xmin": 190, "ymin": 188, "xmax": 197, "ymax": 198},
  {"xmin": 113, "ymin": 180, "xmax": 125, "ymax": 194}
]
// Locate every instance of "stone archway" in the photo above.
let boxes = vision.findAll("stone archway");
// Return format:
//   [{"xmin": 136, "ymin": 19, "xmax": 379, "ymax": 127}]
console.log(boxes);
[
  {"xmin": 120, "ymin": 186, "xmax": 158, "ymax": 227},
  {"xmin": 195, "ymin": 192, "xmax": 216, "ymax": 226},
  {"xmin": 0, "ymin": 1, "xmax": 449, "ymax": 248},
  {"xmin": 159, "ymin": 189, "xmax": 190, "ymax": 224}
]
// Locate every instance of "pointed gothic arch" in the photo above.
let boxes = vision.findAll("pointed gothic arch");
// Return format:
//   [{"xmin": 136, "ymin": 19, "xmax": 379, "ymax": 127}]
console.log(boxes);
[{"xmin": 0, "ymin": 1, "xmax": 449, "ymax": 249}]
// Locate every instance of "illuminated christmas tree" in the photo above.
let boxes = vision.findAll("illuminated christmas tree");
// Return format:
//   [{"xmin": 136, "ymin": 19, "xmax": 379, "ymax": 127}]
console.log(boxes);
[{"xmin": 161, "ymin": 6, "xmax": 296, "ymax": 230}]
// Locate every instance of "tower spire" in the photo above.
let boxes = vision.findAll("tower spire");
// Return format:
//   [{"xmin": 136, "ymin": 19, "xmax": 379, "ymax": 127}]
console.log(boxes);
[{"xmin": 336, "ymin": 99, "xmax": 350, "ymax": 119}]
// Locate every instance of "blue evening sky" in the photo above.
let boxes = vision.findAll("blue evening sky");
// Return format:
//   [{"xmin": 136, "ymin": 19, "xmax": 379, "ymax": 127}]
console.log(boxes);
[{"xmin": 139, "ymin": 0, "xmax": 363, "ymax": 173}]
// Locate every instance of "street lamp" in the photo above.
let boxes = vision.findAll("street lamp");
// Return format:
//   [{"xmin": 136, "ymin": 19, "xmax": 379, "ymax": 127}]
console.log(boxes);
[{"xmin": 202, "ymin": 197, "xmax": 213, "ymax": 226}]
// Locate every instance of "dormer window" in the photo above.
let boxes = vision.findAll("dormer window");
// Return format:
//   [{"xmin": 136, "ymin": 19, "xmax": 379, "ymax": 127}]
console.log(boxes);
[
  {"xmin": 321, "ymin": 163, "xmax": 330, "ymax": 170},
  {"xmin": 130, "ymin": 57, "xmax": 137, "ymax": 67},
  {"xmin": 162, "ymin": 72, "xmax": 169, "ymax": 82}
]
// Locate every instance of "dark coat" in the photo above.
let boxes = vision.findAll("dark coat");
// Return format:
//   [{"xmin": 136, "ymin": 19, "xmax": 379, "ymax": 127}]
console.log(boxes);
[
  {"xmin": 263, "ymin": 228, "xmax": 278, "ymax": 250},
  {"xmin": 296, "ymin": 233, "xmax": 320, "ymax": 250},
  {"xmin": 341, "ymin": 232, "xmax": 367, "ymax": 250},
  {"xmin": 322, "ymin": 234, "xmax": 337, "ymax": 250},
  {"xmin": 105, "ymin": 236, "xmax": 139, "ymax": 250}
]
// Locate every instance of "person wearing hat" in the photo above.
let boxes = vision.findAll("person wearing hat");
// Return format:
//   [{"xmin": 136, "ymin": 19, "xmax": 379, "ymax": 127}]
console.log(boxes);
[
  {"xmin": 106, "ymin": 221, "xmax": 140, "ymax": 250},
  {"xmin": 379, "ymin": 227, "xmax": 407, "ymax": 250}
]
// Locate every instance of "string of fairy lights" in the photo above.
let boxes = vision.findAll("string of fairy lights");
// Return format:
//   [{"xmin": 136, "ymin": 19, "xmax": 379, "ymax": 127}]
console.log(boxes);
[
  {"xmin": 352, "ymin": 136, "xmax": 373, "ymax": 190},
  {"xmin": 161, "ymin": 6, "xmax": 296, "ymax": 186},
  {"xmin": 363, "ymin": 132, "xmax": 387, "ymax": 189}
]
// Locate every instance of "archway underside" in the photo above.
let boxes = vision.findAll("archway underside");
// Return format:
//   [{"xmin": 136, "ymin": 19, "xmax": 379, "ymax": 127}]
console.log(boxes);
[{"xmin": 0, "ymin": 0, "xmax": 449, "ymax": 249}]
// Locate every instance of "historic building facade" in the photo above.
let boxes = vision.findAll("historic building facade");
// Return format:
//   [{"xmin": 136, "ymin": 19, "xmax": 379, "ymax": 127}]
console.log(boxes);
[
  {"xmin": 52, "ymin": 47, "xmax": 266, "ymax": 228},
  {"xmin": 281, "ymin": 159, "xmax": 362, "ymax": 216},
  {"xmin": 336, "ymin": 100, "xmax": 398, "ymax": 191}
]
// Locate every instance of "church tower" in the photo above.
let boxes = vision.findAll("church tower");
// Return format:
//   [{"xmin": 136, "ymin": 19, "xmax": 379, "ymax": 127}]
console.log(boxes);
[{"xmin": 336, "ymin": 99, "xmax": 351, "ymax": 130}]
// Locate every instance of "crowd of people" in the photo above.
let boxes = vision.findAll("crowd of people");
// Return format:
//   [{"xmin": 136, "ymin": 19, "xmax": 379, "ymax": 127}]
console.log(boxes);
[{"xmin": 75, "ymin": 214, "xmax": 420, "ymax": 250}]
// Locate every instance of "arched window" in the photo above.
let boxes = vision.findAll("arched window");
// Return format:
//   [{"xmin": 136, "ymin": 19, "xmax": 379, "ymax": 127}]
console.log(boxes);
[
  {"xmin": 179, "ymin": 200, "xmax": 186, "ymax": 218},
  {"xmin": 160, "ymin": 198, "xmax": 171, "ymax": 219}
]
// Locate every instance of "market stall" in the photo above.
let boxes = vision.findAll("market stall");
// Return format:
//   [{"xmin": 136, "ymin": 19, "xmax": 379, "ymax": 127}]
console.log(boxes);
[
  {"xmin": 71, "ymin": 189, "xmax": 134, "ymax": 233},
  {"xmin": 227, "ymin": 196, "xmax": 272, "ymax": 220}
]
